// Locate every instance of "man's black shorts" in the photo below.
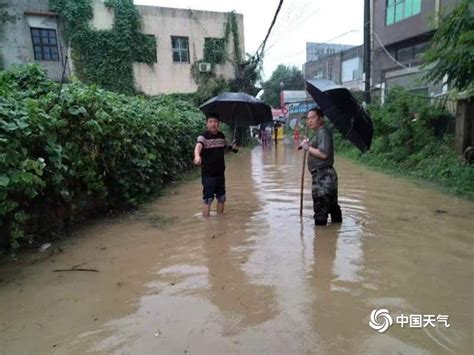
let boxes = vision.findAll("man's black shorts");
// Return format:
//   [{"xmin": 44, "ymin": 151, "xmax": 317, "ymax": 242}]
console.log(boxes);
[{"xmin": 202, "ymin": 175, "xmax": 226, "ymax": 204}]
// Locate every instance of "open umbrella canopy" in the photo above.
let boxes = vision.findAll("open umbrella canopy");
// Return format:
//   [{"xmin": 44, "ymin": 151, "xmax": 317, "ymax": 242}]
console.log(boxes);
[
  {"xmin": 305, "ymin": 79, "xmax": 373, "ymax": 152},
  {"xmin": 199, "ymin": 92, "xmax": 273, "ymax": 127}
]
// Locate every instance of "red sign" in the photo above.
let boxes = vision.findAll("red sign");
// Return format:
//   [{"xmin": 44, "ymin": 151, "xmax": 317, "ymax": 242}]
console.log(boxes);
[
  {"xmin": 271, "ymin": 108, "xmax": 284, "ymax": 117},
  {"xmin": 272, "ymin": 106, "xmax": 289, "ymax": 117}
]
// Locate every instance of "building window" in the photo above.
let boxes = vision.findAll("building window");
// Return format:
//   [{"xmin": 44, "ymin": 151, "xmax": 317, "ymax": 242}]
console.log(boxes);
[
  {"xmin": 342, "ymin": 57, "xmax": 360, "ymax": 82},
  {"xmin": 413, "ymin": 42, "xmax": 429, "ymax": 59},
  {"xmin": 396, "ymin": 42, "xmax": 429, "ymax": 62},
  {"xmin": 315, "ymin": 70, "xmax": 323, "ymax": 79},
  {"xmin": 204, "ymin": 38, "xmax": 225, "ymax": 64},
  {"xmin": 171, "ymin": 36, "xmax": 189, "ymax": 63},
  {"xmin": 409, "ymin": 87, "xmax": 429, "ymax": 96},
  {"xmin": 386, "ymin": 0, "xmax": 421, "ymax": 26},
  {"xmin": 396, "ymin": 46, "xmax": 413, "ymax": 62},
  {"xmin": 30, "ymin": 27, "xmax": 59, "ymax": 61},
  {"xmin": 352, "ymin": 69, "xmax": 359, "ymax": 80}
]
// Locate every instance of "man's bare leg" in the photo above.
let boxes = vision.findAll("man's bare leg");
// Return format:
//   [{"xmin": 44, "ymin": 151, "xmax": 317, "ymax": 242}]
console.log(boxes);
[
  {"xmin": 217, "ymin": 201, "xmax": 225, "ymax": 214},
  {"xmin": 202, "ymin": 203, "xmax": 211, "ymax": 217}
]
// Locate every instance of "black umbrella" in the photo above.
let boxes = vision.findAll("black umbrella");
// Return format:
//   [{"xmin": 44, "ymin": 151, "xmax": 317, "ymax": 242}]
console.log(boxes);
[
  {"xmin": 305, "ymin": 79, "xmax": 373, "ymax": 152},
  {"xmin": 199, "ymin": 92, "xmax": 273, "ymax": 127}
]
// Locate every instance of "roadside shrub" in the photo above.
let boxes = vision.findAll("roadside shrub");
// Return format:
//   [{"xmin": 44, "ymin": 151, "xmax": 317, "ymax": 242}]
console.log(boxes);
[
  {"xmin": 334, "ymin": 87, "xmax": 474, "ymax": 199},
  {"xmin": 0, "ymin": 65, "xmax": 203, "ymax": 250}
]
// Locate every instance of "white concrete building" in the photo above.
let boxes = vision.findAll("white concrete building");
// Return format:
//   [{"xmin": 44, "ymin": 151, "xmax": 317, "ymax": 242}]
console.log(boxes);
[
  {"xmin": 91, "ymin": 1, "xmax": 245, "ymax": 94},
  {"xmin": 1, "ymin": 0, "xmax": 70, "ymax": 81}
]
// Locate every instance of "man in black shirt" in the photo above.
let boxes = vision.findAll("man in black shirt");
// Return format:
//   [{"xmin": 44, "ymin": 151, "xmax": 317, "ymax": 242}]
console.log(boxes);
[{"xmin": 194, "ymin": 113, "xmax": 238, "ymax": 217}]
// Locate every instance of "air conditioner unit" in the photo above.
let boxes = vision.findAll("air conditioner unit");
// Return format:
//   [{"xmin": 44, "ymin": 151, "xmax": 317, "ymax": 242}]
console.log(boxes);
[{"xmin": 198, "ymin": 62, "xmax": 212, "ymax": 72}]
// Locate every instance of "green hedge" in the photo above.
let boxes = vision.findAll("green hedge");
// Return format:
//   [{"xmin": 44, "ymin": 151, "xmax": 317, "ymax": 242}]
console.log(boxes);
[
  {"xmin": 0, "ymin": 65, "xmax": 203, "ymax": 250},
  {"xmin": 334, "ymin": 88, "xmax": 474, "ymax": 199}
]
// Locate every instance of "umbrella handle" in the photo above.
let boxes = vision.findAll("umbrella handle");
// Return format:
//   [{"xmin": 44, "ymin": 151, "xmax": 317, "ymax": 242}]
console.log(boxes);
[
  {"xmin": 345, "ymin": 116, "xmax": 355, "ymax": 138},
  {"xmin": 230, "ymin": 101, "xmax": 237, "ymax": 143},
  {"xmin": 233, "ymin": 119, "xmax": 237, "ymax": 142}
]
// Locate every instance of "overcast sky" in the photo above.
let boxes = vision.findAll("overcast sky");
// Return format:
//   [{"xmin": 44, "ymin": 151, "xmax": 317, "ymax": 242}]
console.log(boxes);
[{"xmin": 134, "ymin": 0, "xmax": 364, "ymax": 80}]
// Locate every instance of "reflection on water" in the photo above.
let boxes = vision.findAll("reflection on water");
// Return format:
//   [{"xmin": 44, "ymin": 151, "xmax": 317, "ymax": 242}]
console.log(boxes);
[{"xmin": 0, "ymin": 141, "xmax": 472, "ymax": 354}]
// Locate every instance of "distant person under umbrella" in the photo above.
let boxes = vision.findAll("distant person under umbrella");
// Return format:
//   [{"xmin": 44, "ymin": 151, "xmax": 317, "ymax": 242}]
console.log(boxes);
[
  {"xmin": 299, "ymin": 107, "xmax": 342, "ymax": 226},
  {"xmin": 194, "ymin": 112, "xmax": 238, "ymax": 217}
]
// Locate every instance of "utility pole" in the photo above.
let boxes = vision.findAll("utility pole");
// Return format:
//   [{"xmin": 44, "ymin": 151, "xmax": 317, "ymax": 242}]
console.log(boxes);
[{"xmin": 363, "ymin": 0, "xmax": 371, "ymax": 103}]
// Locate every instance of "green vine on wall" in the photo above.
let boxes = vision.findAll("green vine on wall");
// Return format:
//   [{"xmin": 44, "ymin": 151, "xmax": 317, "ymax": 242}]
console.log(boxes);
[
  {"xmin": 198, "ymin": 11, "xmax": 242, "ymax": 69},
  {"xmin": 224, "ymin": 11, "xmax": 242, "ymax": 66},
  {"xmin": 190, "ymin": 11, "xmax": 246, "ymax": 102},
  {"xmin": 49, "ymin": 0, "xmax": 156, "ymax": 94},
  {"xmin": 203, "ymin": 38, "xmax": 225, "ymax": 65}
]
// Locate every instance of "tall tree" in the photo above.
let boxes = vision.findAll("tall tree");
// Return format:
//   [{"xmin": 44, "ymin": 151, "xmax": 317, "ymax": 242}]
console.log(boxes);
[
  {"xmin": 262, "ymin": 65, "xmax": 304, "ymax": 107},
  {"xmin": 423, "ymin": 0, "xmax": 474, "ymax": 92}
]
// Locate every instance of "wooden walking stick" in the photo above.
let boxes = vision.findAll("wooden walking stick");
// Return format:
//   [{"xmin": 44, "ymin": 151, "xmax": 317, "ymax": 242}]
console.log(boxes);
[{"xmin": 300, "ymin": 126, "xmax": 309, "ymax": 217}]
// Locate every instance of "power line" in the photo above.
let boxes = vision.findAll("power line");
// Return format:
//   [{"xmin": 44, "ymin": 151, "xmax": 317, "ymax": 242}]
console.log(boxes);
[
  {"xmin": 263, "ymin": 3, "xmax": 325, "ymax": 56},
  {"xmin": 233, "ymin": 0, "xmax": 285, "ymax": 87},
  {"xmin": 288, "ymin": 5, "xmax": 321, "ymax": 27},
  {"xmin": 262, "ymin": 24, "xmax": 416, "ymax": 71},
  {"xmin": 372, "ymin": 30, "xmax": 420, "ymax": 72},
  {"xmin": 265, "ymin": 17, "xmax": 369, "ymax": 60},
  {"xmin": 187, "ymin": 0, "xmax": 286, "ymax": 87},
  {"xmin": 272, "ymin": 0, "xmax": 315, "ymax": 32},
  {"xmin": 263, "ymin": 6, "xmax": 322, "ymax": 55},
  {"xmin": 256, "ymin": 0, "xmax": 284, "ymax": 60},
  {"xmin": 262, "ymin": 27, "xmax": 362, "ymax": 62},
  {"xmin": 280, "ymin": 0, "xmax": 299, "ymax": 22}
]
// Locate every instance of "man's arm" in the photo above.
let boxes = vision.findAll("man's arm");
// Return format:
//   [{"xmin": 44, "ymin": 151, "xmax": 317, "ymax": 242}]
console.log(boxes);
[
  {"xmin": 225, "ymin": 142, "xmax": 239, "ymax": 153},
  {"xmin": 224, "ymin": 137, "xmax": 238, "ymax": 153},
  {"xmin": 194, "ymin": 143, "xmax": 203, "ymax": 165},
  {"xmin": 300, "ymin": 138, "xmax": 328, "ymax": 159},
  {"xmin": 307, "ymin": 145, "xmax": 328, "ymax": 159}
]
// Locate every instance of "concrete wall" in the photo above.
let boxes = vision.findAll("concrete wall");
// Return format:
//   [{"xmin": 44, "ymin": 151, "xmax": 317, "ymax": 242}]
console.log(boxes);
[
  {"xmin": 306, "ymin": 42, "xmax": 354, "ymax": 62},
  {"xmin": 304, "ymin": 53, "xmax": 342, "ymax": 84},
  {"xmin": 371, "ymin": 0, "xmax": 460, "ymax": 96},
  {"xmin": 90, "ymin": 0, "xmax": 114, "ymax": 30},
  {"xmin": 373, "ymin": 53, "xmax": 444, "ymax": 97},
  {"xmin": 341, "ymin": 45, "xmax": 364, "ymax": 90},
  {"xmin": 0, "ymin": 0, "xmax": 69, "ymax": 81},
  {"xmin": 342, "ymin": 58, "xmax": 360, "ymax": 82},
  {"xmin": 304, "ymin": 45, "xmax": 364, "ymax": 91},
  {"xmin": 90, "ymin": 1, "xmax": 245, "ymax": 94},
  {"xmin": 372, "ymin": 0, "xmax": 436, "ymax": 48},
  {"xmin": 372, "ymin": 0, "xmax": 460, "ymax": 49}
]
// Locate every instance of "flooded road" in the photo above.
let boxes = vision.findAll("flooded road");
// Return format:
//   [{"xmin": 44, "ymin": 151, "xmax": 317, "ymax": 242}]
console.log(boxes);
[{"xmin": 1, "ymin": 141, "xmax": 473, "ymax": 354}]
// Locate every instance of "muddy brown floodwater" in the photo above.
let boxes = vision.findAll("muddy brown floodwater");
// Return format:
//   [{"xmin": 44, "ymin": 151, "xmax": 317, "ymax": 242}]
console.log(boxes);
[{"xmin": 1, "ymin": 141, "xmax": 473, "ymax": 354}]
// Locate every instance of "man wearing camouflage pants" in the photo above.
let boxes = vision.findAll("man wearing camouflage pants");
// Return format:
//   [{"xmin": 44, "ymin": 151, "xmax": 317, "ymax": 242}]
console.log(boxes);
[{"xmin": 300, "ymin": 108, "xmax": 342, "ymax": 226}]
